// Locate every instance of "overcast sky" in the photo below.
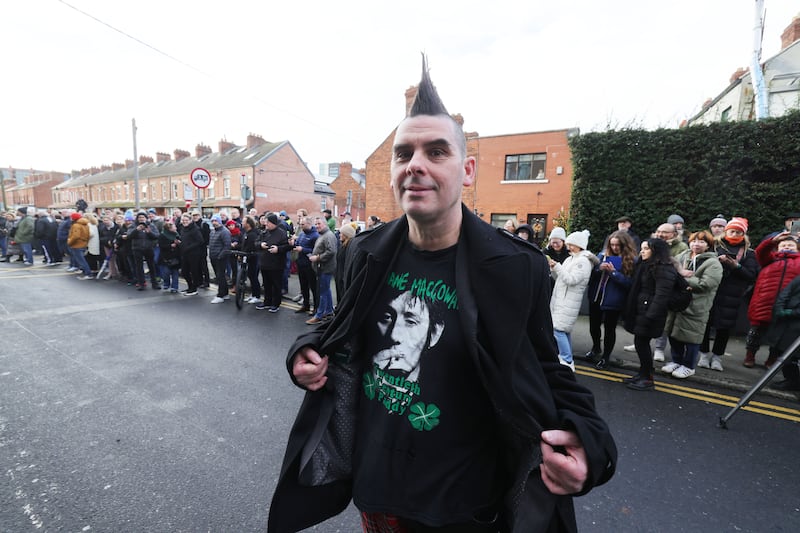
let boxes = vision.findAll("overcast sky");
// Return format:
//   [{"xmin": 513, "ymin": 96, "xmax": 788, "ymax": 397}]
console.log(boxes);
[{"xmin": 2, "ymin": 1, "xmax": 798, "ymax": 175}]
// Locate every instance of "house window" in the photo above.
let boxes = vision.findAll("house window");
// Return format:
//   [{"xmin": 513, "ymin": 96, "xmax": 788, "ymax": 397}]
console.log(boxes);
[
  {"xmin": 347, "ymin": 190, "xmax": 352, "ymax": 209},
  {"xmin": 223, "ymin": 177, "xmax": 231, "ymax": 198},
  {"xmin": 124, "ymin": 184, "xmax": 130, "ymax": 200},
  {"xmin": 150, "ymin": 185, "xmax": 156, "ymax": 201},
  {"xmin": 491, "ymin": 213, "xmax": 517, "ymax": 228},
  {"xmin": 141, "ymin": 184, "xmax": 148, "ymax": 200},
  {"xmin": 161, "ymin": 183, "xmax": 167, "ymax": 200},
  {"xmin": 721, "ymin": 106, "xmax": 732, "ymax": 122},
  {"xmin": 320, "ymin": 197, "xmax": 327, "ymax": 211},
  {"xmin": 504, "ymin": 153, "xmax": 546, "ymax": 181}
]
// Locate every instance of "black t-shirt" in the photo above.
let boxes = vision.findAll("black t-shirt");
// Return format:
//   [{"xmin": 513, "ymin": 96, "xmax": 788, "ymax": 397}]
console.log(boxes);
[{"xmin": 352, "ymin": 239, "xmax": 501, "ymax": 526}]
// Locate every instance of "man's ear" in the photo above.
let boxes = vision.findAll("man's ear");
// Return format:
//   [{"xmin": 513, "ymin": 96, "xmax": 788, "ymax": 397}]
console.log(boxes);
[
  {"xmin": 462, "ymin": 156, "xmax": 476, "ymax": 187},
  {"xmin": 428, "ymin": 323, "xmax": 444, "ymax": 349}
]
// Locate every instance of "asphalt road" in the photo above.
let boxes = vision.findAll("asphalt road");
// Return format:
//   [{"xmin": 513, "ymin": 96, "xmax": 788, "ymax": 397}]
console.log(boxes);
[{"xmin": 1, "ymin": 262, "xmax": 798, "ymax": 532}]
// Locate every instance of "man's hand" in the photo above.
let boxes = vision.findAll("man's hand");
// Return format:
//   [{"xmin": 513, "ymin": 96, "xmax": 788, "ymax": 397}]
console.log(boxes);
[
  {"xmin": 292, "ymin": 347, "xmax": 328, "ymax": 391},
  {"xmin": 539, "ymin": 430, "xmax": 589, "ymax": 495}
]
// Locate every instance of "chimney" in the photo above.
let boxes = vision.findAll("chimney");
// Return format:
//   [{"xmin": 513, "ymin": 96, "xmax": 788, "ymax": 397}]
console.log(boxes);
[
  {"xmin": 174, "ymin": 149, "xmax": 190, "ymax": 161},
  {"xmin": 247, "ymin": 133, "xmax": 267, "ymax": 149},
  {"xmin": 781, "ymin": 14, "xmax": 800, "ymax": 50},
  {"xmin": 139, "ymin": 155, "xmax": 154, "ymax": 164},
  {"xmin": 730, "ymin": 67, "xmax": 747, "ymax": 84},
  {"xmin": 100, "ymin": 165, "xmax": 111, "ymax": 172},
  {"xmin": 702, "ymin": 98, "xmax": 713, "ymax": 110},
  {"xmin": 156, "ymin": 152, "xmax": 171, "ymax": 163},
  {"xmin": 112, "ymin": 162, "xmax": 125, "ymax": 171},
  {"xmin": 452, "ymin": 113, "xmax": 464, "ymax": 126},
  {"xmin": 195, "ymin": 143, "xmax": 212, "ymax": 158},
  {"xmin": 125, "ymin": 159, "xmax": 135, "ymax": 169},
  {"xmin": 219, "ymin": 139, "xmax": 236, "ymax": 154},
  {"xmin": 404, "ymin": 85, "xmax": 418, "ymax": 116},
  {"xmin": 339, "ymin": 162, "xmax": 353, "ymax": 179}
]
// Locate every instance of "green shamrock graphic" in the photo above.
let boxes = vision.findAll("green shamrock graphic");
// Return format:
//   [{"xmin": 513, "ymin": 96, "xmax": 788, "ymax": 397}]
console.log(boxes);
[
  {"xmin": 363, "ymin": 372, "xmax": 377, "ymax": 400},
  {"xmin": 408, "ymin": 402, "xmax": 441, "ymax": 431}
]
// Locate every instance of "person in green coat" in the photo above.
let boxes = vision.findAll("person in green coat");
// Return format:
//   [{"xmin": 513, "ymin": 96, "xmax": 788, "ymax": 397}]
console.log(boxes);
[
  {"xmin": 662, "ymin": 230, "xmax": 723, "ymax": 379},
  {"xmin": 14, "ymin": 207, "xmax": 36, "ymax": 265}
]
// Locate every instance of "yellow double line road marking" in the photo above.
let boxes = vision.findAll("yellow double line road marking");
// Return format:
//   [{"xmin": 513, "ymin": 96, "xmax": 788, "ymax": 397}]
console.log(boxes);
[{"xmin": 577, "ymin": 367, "xmax": 800, "ymax": 423}]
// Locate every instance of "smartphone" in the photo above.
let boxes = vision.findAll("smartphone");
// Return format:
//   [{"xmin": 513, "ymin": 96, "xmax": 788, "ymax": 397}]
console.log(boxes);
[{"xmin": 791, "ymin": 220, "xmax": 800, "ymax": 236}]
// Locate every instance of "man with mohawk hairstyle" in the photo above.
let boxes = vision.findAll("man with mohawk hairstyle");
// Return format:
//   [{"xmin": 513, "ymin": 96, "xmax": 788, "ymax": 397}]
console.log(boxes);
[{"xmin": 268, "ymin": 56, "xmax": 617, "ymax": 533}]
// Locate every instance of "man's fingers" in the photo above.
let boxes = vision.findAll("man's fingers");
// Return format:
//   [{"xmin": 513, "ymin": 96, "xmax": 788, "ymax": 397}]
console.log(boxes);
[{"xmin": 541, "ymin": 429, "xmax": 581, "ymax": 448}]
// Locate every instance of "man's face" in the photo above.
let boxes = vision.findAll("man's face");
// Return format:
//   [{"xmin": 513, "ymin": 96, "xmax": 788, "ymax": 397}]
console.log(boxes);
[
  {"xmin": 137, "ymin": 215, "xmax": 148, "ymax": 225},
  {"xmin": 617, "ymin": 221, "xmax": 631, "ymax": 231},
  {"xmin": 314, "ymin": 219, "xmax": 326, "ymax": 233},
  {"xmin": 778, "ymin": 240, "xmax": 799, "ymax": 253},
  {"xmin": 230, "ymin": 209, "xmax": 240, "ymax": 219},
  {"xmin": 301, "ymin": 218, "xmax": 312, "ymax": 231},
  {"xmin": 655, "ymin": 224, "xmax": 676, "ymax": 241},
  {"xmin": 390, "ymin": 115, "xmax": 475, "ymax": 224},
  {"xmin": 374, "ymin": 293, "xmax": 442, "ymax": 376},
  {"xmin": 181, "ymin": 216, "xmax": 192, "ymax": 226}
]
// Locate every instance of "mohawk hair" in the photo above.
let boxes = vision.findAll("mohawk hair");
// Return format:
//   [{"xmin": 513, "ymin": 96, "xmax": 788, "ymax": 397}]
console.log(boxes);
[{"xmin": 408, "ymin": 54, "xmax": 449, "ymax": 117}]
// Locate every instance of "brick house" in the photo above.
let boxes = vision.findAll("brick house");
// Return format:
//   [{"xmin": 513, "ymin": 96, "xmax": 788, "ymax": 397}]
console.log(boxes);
[
  {"xmin": 365, "ymin": 86, "xmax": 575, "ymax": 241},
  {"xmin": 326, "ymin": 162, "xmax": 367, "ymax": 221},
  {"xmin": 7, "ymin": 171, "xmax": 68, "ymax": 209},
  {"xmin": 51, "ymin": 134, "xmax": 327, "ymax": 217}
]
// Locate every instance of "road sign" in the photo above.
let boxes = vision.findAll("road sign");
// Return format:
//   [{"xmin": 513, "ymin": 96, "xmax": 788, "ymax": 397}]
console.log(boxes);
[{"xmin": 190, "ymin": 167, "xmax": 211, "ymax": 189}]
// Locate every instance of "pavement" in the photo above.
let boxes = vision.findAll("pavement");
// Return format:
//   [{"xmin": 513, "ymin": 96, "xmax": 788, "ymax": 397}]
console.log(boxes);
[{"xmin": 567, "ymin": 314, "xmax": 800, "ymax": 401}]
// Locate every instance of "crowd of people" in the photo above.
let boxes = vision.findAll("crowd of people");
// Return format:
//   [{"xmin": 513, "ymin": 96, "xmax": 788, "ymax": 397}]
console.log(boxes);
[
  {"xmin": 510, "ymin": 210, "xmax": 800, "ymax": 392},
  {"xmin": 1, "ymin": 204, "xmax": 376, "ymax": 326}
]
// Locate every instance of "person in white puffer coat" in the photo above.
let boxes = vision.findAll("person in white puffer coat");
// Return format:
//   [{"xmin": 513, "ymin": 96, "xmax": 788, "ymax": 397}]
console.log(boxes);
[{"xmin": 548, "ymin": 229, "xmax": 599, "ymax": 371}]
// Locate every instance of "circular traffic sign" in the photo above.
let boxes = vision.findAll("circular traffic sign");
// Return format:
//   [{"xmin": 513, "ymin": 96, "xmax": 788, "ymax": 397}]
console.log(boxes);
[{"xmin": 190, "ymin": 167, "xmax": 211, "ymax": 189}]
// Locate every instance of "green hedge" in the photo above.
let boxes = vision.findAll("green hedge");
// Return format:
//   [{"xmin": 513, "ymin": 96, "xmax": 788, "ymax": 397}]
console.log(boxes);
[{"xmin": 568, "ymin": 110, "xmax": 800, "ymax": 251}]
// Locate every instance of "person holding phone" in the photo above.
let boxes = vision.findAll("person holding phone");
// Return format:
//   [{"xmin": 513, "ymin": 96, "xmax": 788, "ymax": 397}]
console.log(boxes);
[
  {"xmin": 699, "ymin": 217, "xmax": 759, "ymax": 371},
  {"xmin": 585, "ymin": 231, "xmax": 637, "ymax": 369},
  {"xmin": 760, "ymin": 212, "xmax": 800, "ymax": 243}
]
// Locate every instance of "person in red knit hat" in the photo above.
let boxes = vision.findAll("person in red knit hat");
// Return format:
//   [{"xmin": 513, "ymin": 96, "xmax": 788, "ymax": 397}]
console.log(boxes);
[{"xmin": 698, "ymin": 217, "xmax": 760, "ymax": 371}]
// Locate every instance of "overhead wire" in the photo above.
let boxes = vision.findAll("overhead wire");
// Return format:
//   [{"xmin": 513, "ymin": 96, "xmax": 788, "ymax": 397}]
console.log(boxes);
[{"xmin": 56, "ymin": 0, "xmax": 370, "ymax": 153}]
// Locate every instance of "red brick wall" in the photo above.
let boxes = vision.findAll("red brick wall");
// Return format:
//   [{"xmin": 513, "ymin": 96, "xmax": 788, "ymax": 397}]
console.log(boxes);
[
  {"xmin": 250, "ymin": 144, "xmax": 318, "ymax": 215},
  {"xmin": 475, "ymin": 129, "xmax": 573, "ymax": 235},
  {"xmin": 365, "ymin": 131, "xmax": 402, "ymax": 223},
  {"xmin": 328, "ymin": 162, "xmax": 367, "ymax": 221}
]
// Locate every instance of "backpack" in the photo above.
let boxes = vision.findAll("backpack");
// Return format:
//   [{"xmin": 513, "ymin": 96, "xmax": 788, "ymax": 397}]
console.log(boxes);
[{"xmin": 668, "ymin": 271, "xmax": 692, "ymax": 312}]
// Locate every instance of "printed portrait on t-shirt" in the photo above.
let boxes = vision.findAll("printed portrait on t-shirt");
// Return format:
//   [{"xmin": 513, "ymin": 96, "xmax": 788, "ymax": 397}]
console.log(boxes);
[{"xmin": 362, "ymin": 264, "xmax": 460, "ymax": 431}]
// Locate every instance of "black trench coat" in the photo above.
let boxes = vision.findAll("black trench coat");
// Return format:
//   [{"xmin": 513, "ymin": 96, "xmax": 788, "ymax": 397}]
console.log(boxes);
[{"xmin": 268, "ymin": 206, "xmax": 617, "ymax": 533}]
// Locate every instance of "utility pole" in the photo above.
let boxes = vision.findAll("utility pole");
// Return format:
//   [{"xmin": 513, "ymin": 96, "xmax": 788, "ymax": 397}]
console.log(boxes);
[
  {"xmin": 0, "ymin": 170, "xmax": 7, "ymax": 211},
  {"xmin": 752, "ymin": 0, "xmax": 768, "ymax": 120},
  {"xmin": 132, "ymin": 118, "xmax": 140, "ymax": 210}
]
